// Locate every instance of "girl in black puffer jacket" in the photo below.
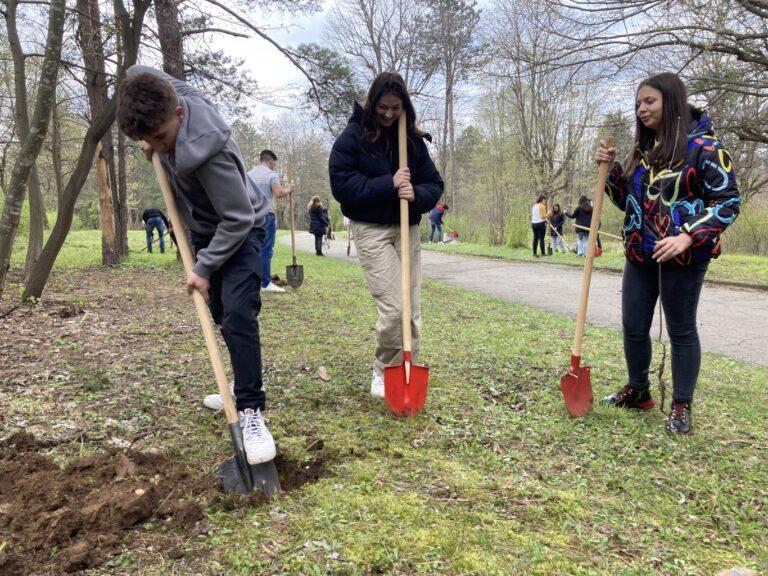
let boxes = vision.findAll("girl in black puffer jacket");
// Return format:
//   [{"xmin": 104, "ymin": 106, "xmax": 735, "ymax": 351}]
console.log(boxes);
[
  {"xmin": 329, "ymin": 71, "xmax": 444, "ymax": 398},
  {"xmin": 307, "ymin": 195, "xmax": 330, "ymax": 255}
]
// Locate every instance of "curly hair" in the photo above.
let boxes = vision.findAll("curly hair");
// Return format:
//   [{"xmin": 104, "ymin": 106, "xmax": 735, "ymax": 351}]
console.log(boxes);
[{"xmin": 117, "ymin": 72, "xmax": 179, "ymax": 139}]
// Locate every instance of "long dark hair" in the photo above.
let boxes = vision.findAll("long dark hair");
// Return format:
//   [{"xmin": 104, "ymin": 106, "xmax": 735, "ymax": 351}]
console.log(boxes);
[
  {"xmin": 625, "ymin": 72, "xmax": 690, "ymax": 177},
  {"xmin": 361, "ymin": 71, "xmax": 429, "ymax": 152},
  {"xmin": 577, "ymin": 195, "xmax": 592, "ymax": 213}
]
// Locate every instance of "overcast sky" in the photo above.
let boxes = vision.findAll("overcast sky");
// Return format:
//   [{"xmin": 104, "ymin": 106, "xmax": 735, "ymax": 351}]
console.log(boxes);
[{"xmin": 212, "ymin": 3, "xmax": 332, "ymax": 117}]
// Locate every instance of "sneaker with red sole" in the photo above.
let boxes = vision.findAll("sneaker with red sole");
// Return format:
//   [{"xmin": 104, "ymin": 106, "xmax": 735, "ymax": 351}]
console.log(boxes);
[{"xmin": 600, "ymin": 384, "xmax": 655, "ymax": 409}]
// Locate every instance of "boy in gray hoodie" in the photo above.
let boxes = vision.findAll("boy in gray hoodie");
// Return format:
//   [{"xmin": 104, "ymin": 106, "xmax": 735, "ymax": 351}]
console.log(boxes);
[{"xmin": 117, "ymin": 66, "xmax": 275, "ymax": 465}]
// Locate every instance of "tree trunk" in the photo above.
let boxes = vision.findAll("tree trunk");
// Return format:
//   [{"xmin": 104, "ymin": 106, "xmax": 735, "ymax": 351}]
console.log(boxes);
[
  {"xmin": 155, "ymin": 0, "xmax": 186, "ymax": 260},
  {"xmin": 155, "ymin": 0, "xmax": 185, "ymax": 79},
  {"xmin": 96, "ymin": 142, "xmax": 118, "ymax": 265},
  {"xmin": 113, "ymin": 10, "xmax": 130, "ymax": 256},
  {"xmin": 51, "ymin": 98, "xmax": 66, "ymax": 204},
  {"xmin": 0, "ymin": 0, "xmax": 66, "ymax": 299},
  {"xmin": 76, "ymin": 0, "xmax": 120, "ymax": 266},
  {"xmin": 24, "ymin": 166, "xmax": 46, "ymax": 280},
  {"xmin": 4, "ymin": 0, "xmax": 49, "ymax": 282},
  {"xmin": 23, "ymin": 0, "xmax": 152, "ymax": 301}
]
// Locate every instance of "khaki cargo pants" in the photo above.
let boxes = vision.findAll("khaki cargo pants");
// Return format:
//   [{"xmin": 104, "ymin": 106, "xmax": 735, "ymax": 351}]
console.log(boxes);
[{"xmin": 351, "ymin": 220, "xmax": 422, "ymax": 376}]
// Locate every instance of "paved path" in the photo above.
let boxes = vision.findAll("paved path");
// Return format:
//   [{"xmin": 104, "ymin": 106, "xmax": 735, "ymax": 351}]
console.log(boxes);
[{"xmin": 281, "ymin": 233, "xmax": 768, "ymax": 367}]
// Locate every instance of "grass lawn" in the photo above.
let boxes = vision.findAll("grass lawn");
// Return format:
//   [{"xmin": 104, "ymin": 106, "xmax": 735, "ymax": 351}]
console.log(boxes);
[{"xmin": 2, "ymin": 230, "xmax": 767, "ymax": 575}]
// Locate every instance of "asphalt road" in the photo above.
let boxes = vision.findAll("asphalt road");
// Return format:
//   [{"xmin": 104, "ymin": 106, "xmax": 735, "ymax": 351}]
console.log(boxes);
[{"xmin": 281, "ymin": 233, "xmax": 768, "ymax": 367}]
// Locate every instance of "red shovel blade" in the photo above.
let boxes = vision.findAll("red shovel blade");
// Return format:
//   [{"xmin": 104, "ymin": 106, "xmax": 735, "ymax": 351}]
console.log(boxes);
[
  {"xmin": 384, "ymin": 358, "xmax": 429, "ymax": 417},
  {"xmin": 560, "ymin": 355, "xmax": 593, "ymax": 417}
]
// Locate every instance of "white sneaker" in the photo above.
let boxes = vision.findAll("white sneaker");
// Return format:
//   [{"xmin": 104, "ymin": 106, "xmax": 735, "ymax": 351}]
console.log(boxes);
[
  {"xmin": 240, "ymin": 408, "xmax": 276, "ymax": 464},
  {"xmin": 370, "ymin": 371, "xmax": 385, "ymax": 398},
  {"xmin": 262, "ymin": 282, "xmax": 285, "ymax": 293},
  {"xmin": 203, "ymin": 380, "xmax": 234, "ymax": 411}
]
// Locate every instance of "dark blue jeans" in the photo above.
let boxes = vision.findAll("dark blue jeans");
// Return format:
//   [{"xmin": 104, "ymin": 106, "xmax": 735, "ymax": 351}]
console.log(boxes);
[
  {"xmin": 429, "ymin": 222, "xmax": 442, "ymax": 242},
  {"xmin": 622, "ymin": 259, "xmax": 708, "ymax": 404},
  {"xmin": 261, "ymin": 213, "xmax": 276, "ymax": 288},
  {"xmin": 145, "ymin": 217, "xmax": 166, "ymax": 253},
  {"xmin": 193, "ymin": 227, "xmax": 265, "ymax": 411}
]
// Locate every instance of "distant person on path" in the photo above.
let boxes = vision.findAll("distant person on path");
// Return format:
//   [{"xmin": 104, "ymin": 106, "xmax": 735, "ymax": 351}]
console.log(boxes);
[
  {"xmin": 428, "ymin": 203, "xmax": 448, "ymax": 243},
  {"xmin": 329, "ymin": 71, "xmax": 444, "ymax": 398},
  {"xmin": 565, "ymin": 195, "xmax": 592, "ymax": 256},
  {"xmin": 531, "ymin": 194, "xmax": 549, "ymax": 257},
  {"xmin": 142, "ymin": 207, "xmax": 170, "ymax": 253},
  {"xmin": 118, "ymin": 65, "xmax": 276, "ymax": 465},
  {"xmin": 548, "ymin": 203, "xmax": 566, "ymax": 253},
  {"xmin": 248, "ymin": 149, "xmax": 294, "ymax": 293},
  {"xmin": 307, "ymin": 195, "xmax": 330, "ymax": 256},
  {"xmin": 595, "ymin": 72, "xmax": 740, "ymax": 434}
]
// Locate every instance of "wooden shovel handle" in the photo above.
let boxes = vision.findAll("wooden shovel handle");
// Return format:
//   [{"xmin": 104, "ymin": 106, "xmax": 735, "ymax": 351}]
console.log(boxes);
[
  {"xmin": 398, "ymin": 113, "xmax": 412, "ymax": 357},
  {"xmin": 148, "ymin": 149, "xmax": 239, "ymax": 426},
  {"xmin": 287, "ymin": 162, "xmax": 297, "ymax": 262},
  {"xmin": 572, "ymin": 136, "xmax": 613, "ymax": 358}
]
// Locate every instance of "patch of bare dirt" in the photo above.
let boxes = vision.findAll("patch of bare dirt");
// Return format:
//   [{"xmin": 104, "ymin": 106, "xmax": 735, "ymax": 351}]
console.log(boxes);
[{"xmin": 0, "ymin": 267, "xmax": 334, "ymax": 574}]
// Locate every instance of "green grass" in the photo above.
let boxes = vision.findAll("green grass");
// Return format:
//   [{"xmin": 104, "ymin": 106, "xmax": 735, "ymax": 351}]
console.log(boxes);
[
  {"xmin": 7, "ymin": 230, "xmax": 767, "ymax": 575},
  {"xmin": 205, "ymin": 244, "xmax": 767, "ymax": 575}
]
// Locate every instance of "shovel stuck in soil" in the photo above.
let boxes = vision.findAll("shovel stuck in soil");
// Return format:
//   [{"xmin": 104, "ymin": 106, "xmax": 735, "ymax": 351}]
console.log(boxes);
[
  {"xmin": 285, "ymin": 162, "xmax": 304, "ymax": 289},
  {"xmin": 383, "ymin": 114, "xmax": 429, "ymax": 417},
  {"xmin": 560, "ymin": 136, "xmax": 613, "ymax": 417},
  {"xmin": 148, "ymin": 148, "xmax": 280, "ymax": 496}
]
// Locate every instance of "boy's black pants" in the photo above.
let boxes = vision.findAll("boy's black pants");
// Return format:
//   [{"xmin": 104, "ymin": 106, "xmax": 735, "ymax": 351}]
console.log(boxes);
[{"xmin": 193, "ymin": 227, "xmax": 265, "ymax": 412}]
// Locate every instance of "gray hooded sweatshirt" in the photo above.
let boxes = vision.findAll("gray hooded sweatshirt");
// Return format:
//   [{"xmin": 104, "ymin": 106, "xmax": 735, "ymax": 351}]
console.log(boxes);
[{"xmin": 128, "ymin": 66, "xmax": 268, "ymax": 278}]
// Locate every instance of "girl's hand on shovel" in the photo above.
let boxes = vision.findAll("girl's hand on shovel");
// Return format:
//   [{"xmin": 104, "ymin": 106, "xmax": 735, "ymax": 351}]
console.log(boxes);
[
  {"xmin": 393, "ymin": 167, "xmax": 410, "ymax": 189},
  {"xmin": 397, "ymin": 182, "xmax": 415, "ymax": 202},
  {"xmin": 594, "ymin": 139, "xmax": 615, "ymax": 164},
  {"xmin": 186, "ymin": 271, "xmax": 210, "ymax": 302}
]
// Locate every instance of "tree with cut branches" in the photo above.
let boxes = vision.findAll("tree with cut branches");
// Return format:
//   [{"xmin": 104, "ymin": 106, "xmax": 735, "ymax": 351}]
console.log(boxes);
[
  {"xmin": 540, "ymin": 0, "xmax": 768, "ymax": 145},
  {"xmin": 0, "ymin": 0, "xmax": 67, "ymax": 298}
]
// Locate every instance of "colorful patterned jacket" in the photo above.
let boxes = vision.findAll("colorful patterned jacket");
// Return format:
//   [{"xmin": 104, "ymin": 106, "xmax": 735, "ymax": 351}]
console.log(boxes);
[{"xmin": 605, "ymin": 108, "xmax": 740, "ymax": 265}]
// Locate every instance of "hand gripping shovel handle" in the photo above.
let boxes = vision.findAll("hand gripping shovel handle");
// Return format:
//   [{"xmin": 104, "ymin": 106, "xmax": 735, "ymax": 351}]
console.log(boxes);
[{"xmin": 572, "ymin": 136, "xmax": 613, "ymax": 360}]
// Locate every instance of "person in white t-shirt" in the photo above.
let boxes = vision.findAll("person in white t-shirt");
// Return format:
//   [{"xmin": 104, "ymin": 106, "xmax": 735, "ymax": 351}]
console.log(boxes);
[{"xmin": 247, "ymin": 150, "xmax": 294, "ymax": 292}]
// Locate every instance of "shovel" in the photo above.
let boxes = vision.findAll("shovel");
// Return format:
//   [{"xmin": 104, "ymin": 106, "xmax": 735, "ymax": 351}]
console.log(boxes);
[
  {"xmin": 285, "ymin": 162, "xmax": 304, "ymax": 288},
  {"xmin": 148, "ymin": 148, "xmax": 280, "ymax": 496},
  {"xmin": 560, "ymin": 136, "xmax": 613, "ymax": 418},
  {"xmin": 383, "ymin": 113, "xmax": 429, "ymax": 417}
]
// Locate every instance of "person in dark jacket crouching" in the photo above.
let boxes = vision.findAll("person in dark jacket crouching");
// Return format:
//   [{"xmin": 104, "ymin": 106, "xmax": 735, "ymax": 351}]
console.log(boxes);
[{"xmin": 329, "ymin": 71, "xmax": 444, "ymax": 398}]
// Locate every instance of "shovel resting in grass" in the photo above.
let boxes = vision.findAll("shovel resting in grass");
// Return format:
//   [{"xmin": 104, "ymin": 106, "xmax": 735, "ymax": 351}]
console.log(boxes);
[
  {"xmin": 560, "ymin": 136, "xmax": 613, "ymax": 418},
  {"xmin": 383, "ymin": 113, "xmax": 429, "ymax": 417},
  {"xmin": 148, "ymin": 147, "xmax": 280, "ymax": 496}
]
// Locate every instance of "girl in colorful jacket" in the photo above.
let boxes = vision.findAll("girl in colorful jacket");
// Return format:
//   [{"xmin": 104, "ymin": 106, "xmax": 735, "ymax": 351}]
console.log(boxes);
[{"xmin": 595, "ymin": 72, "xmax": 740, "ymax": 435}]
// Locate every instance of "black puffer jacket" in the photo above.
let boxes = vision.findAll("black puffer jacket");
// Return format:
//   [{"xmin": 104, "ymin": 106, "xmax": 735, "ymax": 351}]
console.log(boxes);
[
  {"xmin": 308, "ymin": 206, "xmax": 329, "ymax": 235},
  {"xmin": 329, "ymin": 102, "xmax": 444, "ymax": 225},
  {"xmin": 565, "ymin": 205, "xmax": 593, "ymax": 229}
]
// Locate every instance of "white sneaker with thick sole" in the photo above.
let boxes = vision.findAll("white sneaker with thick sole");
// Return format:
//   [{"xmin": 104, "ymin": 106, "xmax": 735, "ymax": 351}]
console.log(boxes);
[
  {"xmin": 203, "ymin": 380, "xmax": 234, "ymax": 411},
  {"xmin": 240, "ymin": 408, "xmax": 276, "ymax": 464},
  {"xmin": 261, "ymin": 282, "xmax": 286, "ymax": 293},
  {"xmin": 370, "ymin": 371, "xmax": 385, "ymax": 398}
]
